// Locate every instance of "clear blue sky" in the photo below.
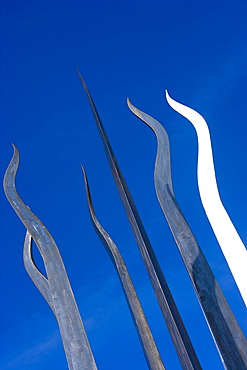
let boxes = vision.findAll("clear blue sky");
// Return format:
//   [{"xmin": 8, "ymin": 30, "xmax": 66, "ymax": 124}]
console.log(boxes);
[{"xmin": 1, "ymin": 1, "xmax": 247, "ymax": 369}]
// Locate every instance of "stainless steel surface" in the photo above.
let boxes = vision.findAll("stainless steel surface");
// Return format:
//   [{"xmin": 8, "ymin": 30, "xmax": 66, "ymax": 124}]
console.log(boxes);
[
  {"xmin": 4, "ymin": 145, "xmax": 98, "ymax": 370},
  {"xmin": 78, "ymin": 72, "xmax": 202, "ymax": 370},
  {"xmin": 127, "ymin": 99, "xmax": 247, "ymax": 370},
  {"xmin": 82, "ymin": 166, "xmax": 165, "ymax": 370},
  {"xmin": 23, "ymin": 230, "xmax": 55, "ymax": 313}
]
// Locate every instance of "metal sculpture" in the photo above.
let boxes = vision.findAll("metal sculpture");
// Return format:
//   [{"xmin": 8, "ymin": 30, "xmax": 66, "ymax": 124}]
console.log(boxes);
[
  {"xmin": 4, "ymin": 77, "xmax": 247, "ymax": 370},
  {"xmin": 23, "ymin": 230, "xmax": 55, "ymax": 314},
  {"xmin": 165, "ymin": 91, "xmax": 247, "ymax": 307},
  {"xmin": 127, "ymin": 98, "xmax": 247, "ymax": 370},
  {"xmin": 78, "ymin": 71, "xmax": 202, "ymax": 370},
  {"xmin": 4, "ymin": 145, "xmax": 98, "ymax": 370},
  {"xmin": 4, "ymin": 146, "xmax": 167, "ymax": 370},
  {"xmin": 82, "ymin": 166, "xmax": 165, "ymax": 370}
]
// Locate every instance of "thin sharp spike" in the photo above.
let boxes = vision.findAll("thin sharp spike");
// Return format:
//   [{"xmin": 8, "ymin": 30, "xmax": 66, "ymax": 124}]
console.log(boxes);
[{"xmin": 79, "ymin": 78, "xmax": 201, "ymax": 370}]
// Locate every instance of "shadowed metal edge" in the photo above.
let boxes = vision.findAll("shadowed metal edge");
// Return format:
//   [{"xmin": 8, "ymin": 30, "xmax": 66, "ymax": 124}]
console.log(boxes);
[
  {"xmin": 81, "ymin": 166, "xmax": 165, "ymax": 370},
  {"xmin": 127, "ymin": 98, "xmax": 247, "ymax": 370},
  {"xmin": 23, "ymin": 230, "xmax": 55, "ymax": 313},
  {"xmin": 78, "ymin": 72, "xmax": 202, "ymax": 370},
  {"xmin": 4, "ymin": 145, "xmax": 98, "ymax": 370}
]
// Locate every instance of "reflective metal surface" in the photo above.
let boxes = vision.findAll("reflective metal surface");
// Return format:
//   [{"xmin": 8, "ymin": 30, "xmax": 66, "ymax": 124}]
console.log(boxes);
[
  {"xmin": 23, "ymin": 230, "xmax": 55, "ymax": 313},
  {"xmin": 82, "ymin": 166, "xmax": 165, "ymax": 370},
  {"xmin": 166, "ymin": 91, "xmax": 247, "ymax": 308},
  {"xmin": 127, "ymin": 99, "xmax": 247, "ymax": 370},
  {"xmin": 4, "ymin": 146, "xmax": 97, "ymax": 370},
  {"xmin": 78, "ymin": 72, "xmax": 202, "ymax": 370}
]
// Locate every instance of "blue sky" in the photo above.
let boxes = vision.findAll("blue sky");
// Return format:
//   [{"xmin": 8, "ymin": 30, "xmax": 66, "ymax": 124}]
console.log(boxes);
[{"xmin": 1, "ymin": 1, "xmax": 247, "ymax": 369}]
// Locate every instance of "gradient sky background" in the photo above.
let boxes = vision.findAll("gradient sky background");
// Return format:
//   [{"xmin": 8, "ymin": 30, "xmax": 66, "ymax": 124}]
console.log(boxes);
[{"xmin": 1, "ymin": 1, "xmax": 247, "ymax": 369}]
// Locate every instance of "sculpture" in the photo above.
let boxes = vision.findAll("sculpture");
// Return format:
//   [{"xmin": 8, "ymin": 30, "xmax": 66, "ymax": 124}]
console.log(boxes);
[
  {"xmin": 77, "ymin": 71, "xmax": 202, "ymax": 370},
  {"xmin": 3, "ymin": 76, "xmax": 247, "ymax": 370},
  {"xmin": 4, "ymin": 146, "xmax": 97, "ymax": 370},
  {"xmin": 82, "ymin": 167, "xmax": 165, "ymax": 370},
  {"xmin": 165, "ymin": 92, "xmax": 247, "ymax": 308},
  {"xmin": 127, "ymin": 97, "xmax": 247, "ymax": 369}
]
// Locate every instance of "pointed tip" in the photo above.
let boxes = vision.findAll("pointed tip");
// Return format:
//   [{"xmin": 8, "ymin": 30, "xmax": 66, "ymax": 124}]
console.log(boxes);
[
  {"xmin": 11, "ymin": 143, "xmax": 19, "ymax": 156},
  {"xmin": 165, "ymin": 90, "xmax": 175, "ymax": 107},
  {"xmin": 80, "ymin": 164, "xmax": 87, "ymax": 182},
  {"xmin": 80, "ymin": 163, "xmax": 85, "ymax": 174},
  {"xmin": 76, "ymin": 69, "xmax": 90, "ymax": 96},
  {"xmin": 127, "ymin": 97, "xmax": 135, "ymax": 112},
  {"xmin": 76, "ymin": 68, "xmax": 85, "ymax": 85},
  {"xmin": 4, "ymin": 143, "xmax": 20, "ymax": 192},
  {"xmin": 76, "ymin": 66, "xmax": 81, "ymax": 76}
]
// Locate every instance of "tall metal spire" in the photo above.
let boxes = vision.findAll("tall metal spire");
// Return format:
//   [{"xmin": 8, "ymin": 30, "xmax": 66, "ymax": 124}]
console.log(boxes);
[
  {"xmin": 127, "ymin": 99, "xmax": 247, "ymax": 370},
  {"xmin": 78, "ymin": 71, "xmax": 202, "ymax": 370},
  {"xmin": 82, "ymin": 166, "xmax": 165, "ymax": 370},
  {"xmin": 166, "ymin": 91, "xmax": 247, "ymax": 307},
  {"xmin": 4, "ymin": 146, "xmax": 98, "ymax": 370}
]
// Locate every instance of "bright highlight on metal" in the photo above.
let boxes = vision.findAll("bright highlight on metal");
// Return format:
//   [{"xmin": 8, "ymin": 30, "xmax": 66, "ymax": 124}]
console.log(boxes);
[
  {"xmin": 165, "ymin": 91, "xmax": 247, "ymax": 308},
  {"xmin": 4, "ymin": 145, "xmax": 97, "ymax": 370},
  {"xmin": 127, "ymin": 99, "xmax": 247, "ymax": 370},
  {"xmin": 82, "ymin": 166, "xmax": 165, "ymax": 370}
]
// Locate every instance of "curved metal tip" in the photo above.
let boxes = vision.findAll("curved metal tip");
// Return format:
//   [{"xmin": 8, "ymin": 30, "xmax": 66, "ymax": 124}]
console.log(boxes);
[
  {"xmin": 165, "ymin": 90, "xmax": 191, "ymax": 117},
  {"xmin": 9, "ymin": 144, "xmax": 20, "ymax": 166},
  {"xmin": 76, "ymin": 67, "xmax": 82, "ymax": 79},
  {"xmin": 126, "ymin": 98, "xmax": 141, "ymax": 117},
  {"xmin": 164, "ymin": 90, "xmax": 174, "ymax": 106},
  {"xmin": 4, "ymin": 144, "xmax": 20, "ymax": 193},
  {"xmin": 76, "ymin": 69, "xmax": 87, "ymax": 89},
  {"xmin": 80, "ymin": 164, "xmax": 87, "ymax": 181},
  {"xmin": 126, "ymin": 97, "xmax": 132, "ymax": 108},
  {"xmin": 11, "ymin": 143, "xmax": 19, "ymax": 156},
  {"xmin": 81, "ymin": 166, "xmax": 90, "ymax": 196}
]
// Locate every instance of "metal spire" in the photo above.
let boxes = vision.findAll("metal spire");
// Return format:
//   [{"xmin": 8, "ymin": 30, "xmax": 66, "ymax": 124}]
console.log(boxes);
[
  {"xmin": 82, "ymin": 166, "xmax": 165, "ymax": 370},
  {"xmin": 127, "ymin": 98, "xmax": 247, "ymax": 370},
  {"xmin": 4, "ymin": 145, "xmax": 98, "ymax": 370},
  {"xmin": 78, "ymin": 71, "xmax": 202, "ymax": 370},
  {"xmin": 166, "ymin": 91, "xmax": 247, "ymax": 307}
]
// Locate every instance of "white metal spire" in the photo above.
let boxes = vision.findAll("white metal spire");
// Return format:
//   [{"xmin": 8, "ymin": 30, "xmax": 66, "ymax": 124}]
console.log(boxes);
[{"xmin": 166, "ymin": 91, "xmax": 247, "ymax": 307}]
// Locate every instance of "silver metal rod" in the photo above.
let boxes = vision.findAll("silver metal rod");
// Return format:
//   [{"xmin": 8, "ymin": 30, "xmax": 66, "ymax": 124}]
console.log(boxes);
[
  {"xmin": 78, "ymin": 72, "xmax": 202, "ymax": 370},
  {"xmin": 127, "ymin": 99, "xmax": 247, "ymax": 370},
  {"xmin": 82, "ymin": 166, "xmax": 165, "ymax": 370},
  {"xmin": 4, "ymin": 145, "xmax": 98, "ymax": 370}
]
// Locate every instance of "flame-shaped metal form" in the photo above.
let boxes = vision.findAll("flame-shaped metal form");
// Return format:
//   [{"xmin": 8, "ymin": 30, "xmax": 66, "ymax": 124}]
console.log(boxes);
[
  {"xmin": 78, "ymin": 72, "xmax": 202, "ymax": 370},
  {"xmin": 4, "ymin": 145, "xmax": 97, "ymax": 370},
  {"xmin": 127, "ymin": 99, "xmax": 247, "ymax": 370},
  {"xmin": 82, "ymin": 166, "xmax": 165, "ymax": 370},
  {"xmin": 165, "ymin": 91, "xmax": 247, "ymax": 307}
]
